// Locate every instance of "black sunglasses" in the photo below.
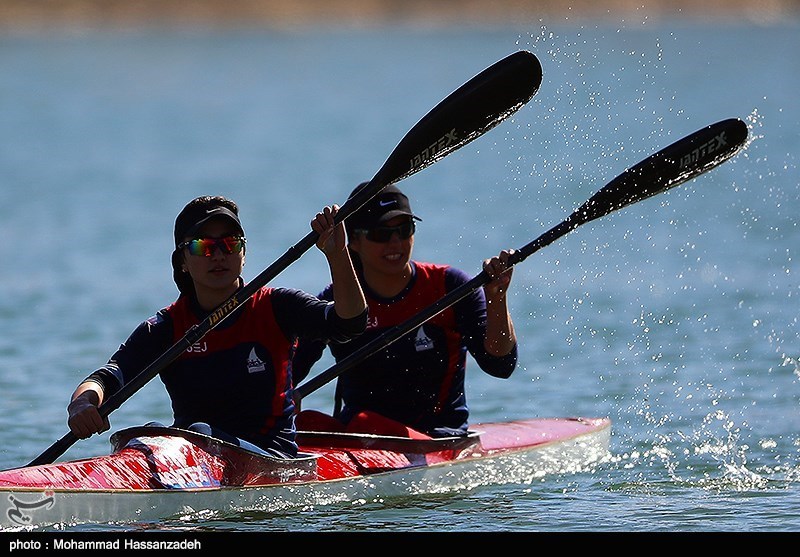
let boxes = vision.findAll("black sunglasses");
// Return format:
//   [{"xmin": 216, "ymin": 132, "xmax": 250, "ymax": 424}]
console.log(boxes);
[{"xmin": 354, "ymin": 221, "xmax": 416, "ymax": 243}]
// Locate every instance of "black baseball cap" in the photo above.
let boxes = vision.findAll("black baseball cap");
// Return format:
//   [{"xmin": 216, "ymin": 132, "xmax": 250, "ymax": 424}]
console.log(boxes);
[
  {"xmin": 174, "ymin": 202, "xmax": 244, "ymax": 247},
  {"xmin": 345, "ymin": 183, "xmax": 422, "ymax": 233}
]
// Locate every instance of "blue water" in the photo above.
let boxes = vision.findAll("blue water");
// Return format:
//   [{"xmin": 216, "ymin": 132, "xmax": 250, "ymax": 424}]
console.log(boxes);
[{"xmin": 0, "ymin": 19, "xmax": 798, "ymax": 533}]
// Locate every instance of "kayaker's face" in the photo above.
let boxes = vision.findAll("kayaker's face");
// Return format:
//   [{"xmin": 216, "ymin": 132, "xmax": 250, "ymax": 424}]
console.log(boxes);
[
  {"xmin": 350, "ymin": 215, "xmax": 414, "ymax": 277},
  {"xmin": 180, "ymin": 218, "xmax": 245, "ymax": 302}
]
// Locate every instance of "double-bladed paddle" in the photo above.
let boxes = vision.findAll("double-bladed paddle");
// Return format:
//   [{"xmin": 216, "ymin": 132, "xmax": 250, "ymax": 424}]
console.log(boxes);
[
  {"xmin": 295, "ymin": 117, "xmax": 750, "ymax": 400},
  {"xmin": 25, "ymin": 50, "xmax": 543, "ymax": 467}
]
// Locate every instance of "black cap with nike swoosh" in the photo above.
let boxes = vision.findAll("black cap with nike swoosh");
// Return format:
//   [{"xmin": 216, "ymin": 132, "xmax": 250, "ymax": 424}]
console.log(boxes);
[{"xmin": 345, "ymin": 182, "xmax": 422, "ymax": 234}]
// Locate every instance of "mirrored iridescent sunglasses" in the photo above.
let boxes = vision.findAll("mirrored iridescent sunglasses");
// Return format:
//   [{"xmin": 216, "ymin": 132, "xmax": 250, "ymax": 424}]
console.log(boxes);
[
  {"xmin": 178, "ymin": 236, "xmax": 246, "ymax": 257},
  {"xmin": 354, "ymin": 221, "xmax": 415, "ymax": 243}
]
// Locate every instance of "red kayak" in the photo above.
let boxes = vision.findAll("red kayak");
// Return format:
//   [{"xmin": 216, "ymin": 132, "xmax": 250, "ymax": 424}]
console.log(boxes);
[{"xmin": 0, "ymin": 417, "xmax": 610, "ymax": 530}]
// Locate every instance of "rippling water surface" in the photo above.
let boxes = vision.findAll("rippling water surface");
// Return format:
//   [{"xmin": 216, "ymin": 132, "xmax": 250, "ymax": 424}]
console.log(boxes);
[{"xmin": 0, "ymin": 19, "xmax": 798, "ymax": 533}]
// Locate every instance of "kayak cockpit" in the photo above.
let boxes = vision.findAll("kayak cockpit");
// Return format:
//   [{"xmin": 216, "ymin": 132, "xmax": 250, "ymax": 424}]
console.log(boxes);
[{"xmin": 110, "ymin": 426, "xmax": 318, "ymax": 488}]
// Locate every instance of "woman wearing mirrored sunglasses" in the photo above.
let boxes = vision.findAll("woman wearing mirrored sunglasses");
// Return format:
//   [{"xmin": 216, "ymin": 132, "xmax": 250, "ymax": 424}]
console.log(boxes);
[
  {"xmin": 66, "ymin": 195, "xmax": 366, "ymax": 458},
  {"xmin": 293, "ymin": 183, "xmax": 518, "ymax": 439}
]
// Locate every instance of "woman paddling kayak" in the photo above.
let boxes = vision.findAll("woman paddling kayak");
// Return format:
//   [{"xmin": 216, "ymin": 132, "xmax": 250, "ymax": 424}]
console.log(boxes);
[
  {"xmin": 293, "ymin": 183, "xmax": 518, "ymax": 439},
  {"xmin": 66, "ymin": 195, "xmax": 367, "ymax": 458}
]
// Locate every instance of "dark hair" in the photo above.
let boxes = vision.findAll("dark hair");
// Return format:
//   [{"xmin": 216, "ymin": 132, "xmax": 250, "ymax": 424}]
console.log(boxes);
[{"xmin": 172, "ymin": 196, "xmax": 244, "ymax": 296}]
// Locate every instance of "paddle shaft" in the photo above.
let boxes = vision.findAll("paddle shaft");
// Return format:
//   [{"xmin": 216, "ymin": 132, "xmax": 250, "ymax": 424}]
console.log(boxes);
[
  {"xmin": 26, "ymin": 51, "xmax": 543, "ymax": 468},
  {"xmin": 296, "ymin": 117, "xmax": 749, "ymax": 400}
]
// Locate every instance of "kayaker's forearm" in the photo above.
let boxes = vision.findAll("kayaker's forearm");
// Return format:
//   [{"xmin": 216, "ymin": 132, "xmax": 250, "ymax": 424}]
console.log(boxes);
[
  {"xmin": 71, "ymin": 381, "xmax": 104, "ymax": 407},
  {"xmin": 481, "ymin": 250, "xmax": 516, "ymax": 356},
  {"xmin": 484, "ymin": 296, "xmax": 517, "ymax": 356},
  {"xmin": 327, "ymin": 250, "xmax": 367, "ymax": 320},
  {"xmin": 68, "ymin": 380, "xmax": 111, "ymax": 439}
]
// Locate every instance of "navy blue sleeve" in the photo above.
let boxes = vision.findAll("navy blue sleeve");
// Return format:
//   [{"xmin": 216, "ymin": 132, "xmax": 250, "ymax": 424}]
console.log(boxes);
[
  {"xmin": 447, "ymin": 267, "xmax": 517, "ymax": 379},
  {"xmin": 82, "ymin": 310, "xmax": 175, "ymax": 398},
  {"xmin": 291, "ymin": 339, "xmax": 326, "ymax": 385},
  {"xmin": 287, "ymin": 285, "xmax": 335, "ymax": 385},
  {"xmin": 272, "ymin": 286, "xmax": 365, "ymax": 343}
]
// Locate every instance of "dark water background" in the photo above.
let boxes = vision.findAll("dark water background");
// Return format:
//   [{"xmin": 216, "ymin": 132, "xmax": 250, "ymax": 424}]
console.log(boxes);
[{"xmin": 0, "ymin": 18, "xmax": 798, "ymax": 531}]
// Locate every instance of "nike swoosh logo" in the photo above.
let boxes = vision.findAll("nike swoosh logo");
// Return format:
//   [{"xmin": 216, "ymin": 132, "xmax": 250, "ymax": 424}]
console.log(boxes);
[{"xmin": 379, "ymin": 200, "xmax": 395, "ymax": 207}]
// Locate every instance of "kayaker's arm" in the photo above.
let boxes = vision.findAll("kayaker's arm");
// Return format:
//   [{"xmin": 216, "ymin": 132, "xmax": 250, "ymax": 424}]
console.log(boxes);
[
  {"xmin": 65, "ymin": 316, "xmax": 169, "ymax": 440},
  {"xmin": 481, "ymin": 249, "xmax": 518, "ymax": 358},
  {"xmin": 449, "ymin": 268, "xmax": 517, "ymax": 379},
  {"xmin": 312, "ymin": 204, "xmax": 367, "ymax": 323},
  {"xmin": 67, "ymin": 380, "xmax": 110, "ymax": 439}
]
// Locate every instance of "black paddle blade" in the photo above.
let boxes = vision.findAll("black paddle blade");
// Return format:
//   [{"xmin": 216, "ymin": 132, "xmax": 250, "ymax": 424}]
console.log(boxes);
[
  {"xmin": 573, "ymin": 118, "xmax": 749, "ymax": 227},
  {"xmin": 511, "ymin": 117, "xmax": 749, "ymax": 266},
  {"xmin": 341, "ymin": 51, "xmax": 543, "ymax": 218},
  {"xmin": 377, "ymin": 50, "xmax": 543, "ymax": 184}
]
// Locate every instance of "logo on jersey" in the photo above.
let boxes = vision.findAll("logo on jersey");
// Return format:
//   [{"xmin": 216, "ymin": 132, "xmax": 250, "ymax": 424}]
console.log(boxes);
[
  {"xmin": 414, "ymin": 326, "xmax": 434, "ymax": 352},
  {"xmin": 186, "ymin": 342, "xmax": 207, "ymax": 353},
  {"xmin": 247, "ymin": 347, "xmax": 266, "ymax": 373}
]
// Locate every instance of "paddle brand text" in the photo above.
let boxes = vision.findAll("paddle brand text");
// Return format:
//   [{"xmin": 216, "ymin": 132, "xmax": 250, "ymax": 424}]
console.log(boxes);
[
  {"xmin": 410, "ymin": 128, "xmax": 458, "ymax": 169},
  {"xmin": 679, "ymin": 131, "xmax": 728, "ymax": 169},
  {"xmin": 206, "ymin": 295, "xmax": 240, "ymax": 327}
]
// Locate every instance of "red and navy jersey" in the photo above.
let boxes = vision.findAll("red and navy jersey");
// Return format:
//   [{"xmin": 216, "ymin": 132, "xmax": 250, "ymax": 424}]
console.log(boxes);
[
  {"xmin": 85, "ymin": 285, "xmax": 365, "ymax": 455},
  {"xmin": 293, "ymin": 261, "xmax": 517, "ymax": 436},
  {"xmin": 162, "ymin": 288, "xmax": 294, "ymax": 440}
]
